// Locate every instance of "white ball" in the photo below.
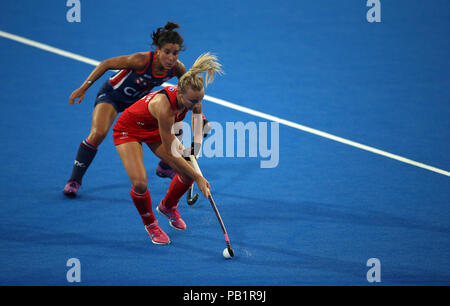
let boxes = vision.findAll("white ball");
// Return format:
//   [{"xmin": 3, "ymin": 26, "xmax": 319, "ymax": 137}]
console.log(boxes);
[{"xmin": 222, "ymin": 248, "xmax": 232, "ymax": 259}]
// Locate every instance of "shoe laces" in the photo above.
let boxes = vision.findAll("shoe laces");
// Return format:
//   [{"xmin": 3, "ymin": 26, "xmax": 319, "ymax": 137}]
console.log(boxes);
[
  {"xmin": 161, "ymin": 202, "xmax": 180, "ymax": 219},
  {"xmin": 166, "ymin": 207, "xmax": 181, "ymax": 220},
  {"xmin": 172, "ymin": 207, "xmax": 181, "ymax": 218},
  {"xmin": 148, "ymin": 223, "xmax": 162, "ymax": 235}
]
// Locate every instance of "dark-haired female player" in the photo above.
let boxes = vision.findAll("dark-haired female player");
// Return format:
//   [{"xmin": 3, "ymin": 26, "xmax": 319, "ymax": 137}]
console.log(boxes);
[{"xmin": 63, "ymin": 22, "xmax": 186, "ymax": 197}]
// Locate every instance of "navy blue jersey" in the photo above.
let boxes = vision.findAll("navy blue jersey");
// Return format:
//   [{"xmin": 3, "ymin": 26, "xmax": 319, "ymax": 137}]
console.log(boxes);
[{"xmin": 105, "ymin": 51, "xmax": 175, "ymax": 103}]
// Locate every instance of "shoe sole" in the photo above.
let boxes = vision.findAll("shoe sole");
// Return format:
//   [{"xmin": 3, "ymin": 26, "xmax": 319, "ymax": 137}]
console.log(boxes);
[
  {"xmin": 62, "ymin": 191, "xmax": 77, "ymax": 198},
  {"xmin": 156, "ymin": 206, "xmax": 186, "ymax": 231}
]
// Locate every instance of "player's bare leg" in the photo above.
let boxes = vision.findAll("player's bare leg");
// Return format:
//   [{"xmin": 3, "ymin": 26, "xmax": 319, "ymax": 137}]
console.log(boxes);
[
  {"xmin": 148, "ymin": 142, "xmax": 193, "ymax": 230},
  {"xmin": 63, "ymin": 103, "xmax": 118, "ymax": 197},
  {"xmin": 87, "ymin": 103, "xmax": 118, "ymax": 146},
  {"xmin": 116, "ymin": 141, "xmax": 170, "ymax": 244}
]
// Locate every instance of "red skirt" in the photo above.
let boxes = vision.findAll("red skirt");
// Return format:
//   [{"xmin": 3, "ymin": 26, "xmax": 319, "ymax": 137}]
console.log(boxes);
[{"xmin": 112, "ymin": 116, "xmax": 162, "ymax": 146}]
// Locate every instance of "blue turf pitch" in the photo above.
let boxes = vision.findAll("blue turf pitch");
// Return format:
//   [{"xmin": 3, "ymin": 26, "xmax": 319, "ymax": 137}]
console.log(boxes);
[{"xmin": 0, "ymin": 0, "xmax": 449, "ymax": 285}]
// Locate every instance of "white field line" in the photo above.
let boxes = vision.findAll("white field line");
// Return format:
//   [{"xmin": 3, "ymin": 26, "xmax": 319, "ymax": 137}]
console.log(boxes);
[{"xmin": 1, "ymin": 30, "xmax": 449, "ymax": 177}]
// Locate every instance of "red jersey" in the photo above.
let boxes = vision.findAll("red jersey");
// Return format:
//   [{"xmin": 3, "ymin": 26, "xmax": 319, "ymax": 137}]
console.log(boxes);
[{"xmin": 113, "ymin": 86, "xmax": 188, "ymax": 145}]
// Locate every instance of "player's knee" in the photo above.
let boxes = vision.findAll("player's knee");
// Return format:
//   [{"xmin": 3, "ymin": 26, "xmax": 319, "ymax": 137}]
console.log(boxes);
[
  {"xmin": 88, "ymin": 127, "xmax": 109, "ymax": 145},
  {"xmin": 132, "ymin": 180, "xmax": 148, "ymax": 194}
]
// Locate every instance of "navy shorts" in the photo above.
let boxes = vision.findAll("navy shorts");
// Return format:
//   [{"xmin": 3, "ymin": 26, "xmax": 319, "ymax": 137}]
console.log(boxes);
[{"xmin": 94, "ymin": 81, "xmax": 136, "ymax": 113}]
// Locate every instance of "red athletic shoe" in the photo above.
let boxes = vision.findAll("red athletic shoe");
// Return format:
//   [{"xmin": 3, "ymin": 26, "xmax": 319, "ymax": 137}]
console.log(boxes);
[
  {"xmin": 157, "ymin": 201, "xmax": 187, "ymax": 230},
  {"xmin": 145, "ymin": 220, "xmax": 170, "ymax": 245}
]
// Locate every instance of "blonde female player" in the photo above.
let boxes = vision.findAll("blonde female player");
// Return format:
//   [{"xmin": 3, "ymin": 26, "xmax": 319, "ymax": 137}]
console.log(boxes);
[
  {"xmin": 112, "ymin": 53, "xmax": 223, "ymax": 244},
  {"xmin": 63, "ymin": 22, "xmax": 187, "ymax": 197}
]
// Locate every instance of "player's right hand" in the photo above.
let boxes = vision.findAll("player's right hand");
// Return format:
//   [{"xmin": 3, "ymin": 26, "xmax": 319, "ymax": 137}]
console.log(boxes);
[
  {"xmin": 69, "ymin": 88, "xmax": 86, "ymax": 105},
  {"xmin": 196, "ymin": 176, "xmax": 211, "ymax": 198}
]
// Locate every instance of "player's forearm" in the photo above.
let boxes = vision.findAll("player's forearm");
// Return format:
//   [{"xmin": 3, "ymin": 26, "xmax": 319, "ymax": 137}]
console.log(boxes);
[
  {"xmin": 79, "ymin": 61, "xmax": 110, "ymax": 90},
  {"xmin": 166, "ymin": 155, "xmax": 202, "ymax": 182},
  {"xmin": 191, "ymin": 112, "xmax": 204, "ymax": 157}
]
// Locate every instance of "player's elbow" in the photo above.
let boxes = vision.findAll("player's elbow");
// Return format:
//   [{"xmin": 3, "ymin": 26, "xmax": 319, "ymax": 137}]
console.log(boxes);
[{"xmin": 97, "ymin": 59, "xmax": 113, "ymax": 72}]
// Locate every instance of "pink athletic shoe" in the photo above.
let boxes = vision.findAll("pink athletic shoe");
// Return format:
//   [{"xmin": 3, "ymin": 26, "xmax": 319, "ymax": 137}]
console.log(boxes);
[
  {"xmin": 62, "ymin": 180, "xmax": 81, "ymax": 197},
  {"xmin": 157, "ymin": 201, "xmax": 186, "ymax": 230},
  {"xmin": 145, "ymin": 220, "xmax": 170, "ymax": 245},
  {"xmin": 156, "ymin": 163, "xmax": 177, "ymax": 179}
]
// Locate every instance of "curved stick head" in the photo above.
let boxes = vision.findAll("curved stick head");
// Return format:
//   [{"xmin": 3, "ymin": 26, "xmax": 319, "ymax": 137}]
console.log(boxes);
[
  {"xmin": 187, "ymin": 186, "xmax": 199, "ymax": 205},
  {"xmin": 226, "ymin": 242, "xmax": 234, "ymax": 257},
  {"xmin": 187, "ymin": 193, "xmax": 199, "ymax": 205}
]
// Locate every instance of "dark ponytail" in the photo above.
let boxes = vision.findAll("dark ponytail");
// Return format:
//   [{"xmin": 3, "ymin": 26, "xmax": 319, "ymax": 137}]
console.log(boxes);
[
  {"xmin": 163, "ymin": 21, "xmax": 179, "ymax": 31},
  {"xmin": 151, "ymin": 22, "xmax": 185, "ymax": 50}
]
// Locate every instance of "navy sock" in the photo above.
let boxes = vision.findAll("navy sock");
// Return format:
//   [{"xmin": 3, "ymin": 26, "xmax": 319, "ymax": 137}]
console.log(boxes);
[{"xmin": 68, "ymin": 139, "xmax": 98, "ymax": 184}]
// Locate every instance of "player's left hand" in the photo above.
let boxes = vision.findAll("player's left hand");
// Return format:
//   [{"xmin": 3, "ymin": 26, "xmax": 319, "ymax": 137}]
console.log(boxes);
[{"xmin": 69, "ymin": 88, "xmax": 86, "ymax": 105}]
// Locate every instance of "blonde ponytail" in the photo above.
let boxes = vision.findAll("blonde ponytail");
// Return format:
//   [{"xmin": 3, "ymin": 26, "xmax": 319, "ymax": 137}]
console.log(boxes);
[{"xmin": 179, "ymin": 52, "xmax": 224, "ymax": 93}]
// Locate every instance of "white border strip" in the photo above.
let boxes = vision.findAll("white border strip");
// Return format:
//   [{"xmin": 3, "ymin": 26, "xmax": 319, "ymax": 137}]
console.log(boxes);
[
  {"xmin": 0, "ymin": 30, "xmax": 101, "ymax": 66},
  {"xmin": 194, "ymin": 94, "xmax": 450, "ymax": 177},
  {"xmin": 1, "ymin": 30, "xmax": 448, "ymax": 177}
]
